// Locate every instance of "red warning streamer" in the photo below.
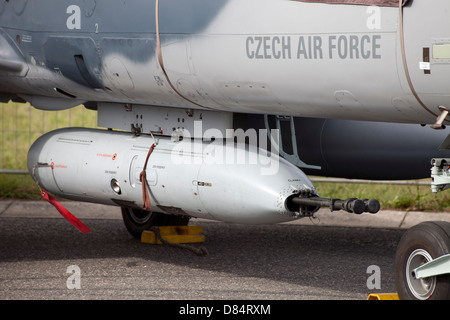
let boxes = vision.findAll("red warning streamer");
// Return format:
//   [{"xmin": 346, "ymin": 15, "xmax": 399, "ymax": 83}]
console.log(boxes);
[
  {"xmin": 40, "ymin": 190, "xmax": 91, "ymax": 234},
  {"xmin": 140, "ymin": 143, "xmax": 156, "ymax": 211}
]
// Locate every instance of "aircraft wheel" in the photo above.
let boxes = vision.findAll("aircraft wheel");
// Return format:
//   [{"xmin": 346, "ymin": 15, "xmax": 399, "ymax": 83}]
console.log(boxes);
[
  {"xmin": 121, "ymin": 207, "xmax": 190, "ymax": 239},
  {"xmin": 394, "ymin": 221, "xmax": 450, "ymax": 300}
]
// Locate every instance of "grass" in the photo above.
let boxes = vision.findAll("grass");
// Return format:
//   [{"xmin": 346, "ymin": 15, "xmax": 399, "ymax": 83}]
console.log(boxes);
[
  {"xmin": 1, "ymin": 102, "xmax": 450, "ymax": 211},
  {"xmin": 0, "ymin": 174, "xmax": 39, "ymax": 200}
]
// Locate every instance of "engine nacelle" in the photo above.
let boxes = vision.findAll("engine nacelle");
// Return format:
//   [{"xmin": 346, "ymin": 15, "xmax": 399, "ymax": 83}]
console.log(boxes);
[{"xmin": 27, "ymin": 128, "xmax": 319, "ymax": 224}]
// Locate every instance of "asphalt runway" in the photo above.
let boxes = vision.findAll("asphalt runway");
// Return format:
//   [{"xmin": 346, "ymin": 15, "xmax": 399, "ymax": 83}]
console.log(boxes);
[{"xmin": 0, "ymin": 201, "xmax": 417, "ymax": 301}]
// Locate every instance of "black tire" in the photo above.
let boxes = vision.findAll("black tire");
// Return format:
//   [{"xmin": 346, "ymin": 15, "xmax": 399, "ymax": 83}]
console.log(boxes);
[
  {"xmin": 394, "ymin": 221, "xmax": 450, "ymax": 300},
  {"xmin": 121, "ymin": 207, "xmax": 190, "ymax": 239}
]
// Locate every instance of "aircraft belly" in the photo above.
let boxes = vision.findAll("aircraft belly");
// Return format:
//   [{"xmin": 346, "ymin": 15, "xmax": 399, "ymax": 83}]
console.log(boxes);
[
  {"xmin": 0, "ymin": 0, "xmax": 450, "ymax": 124},
  {"xmin": 184, "ymin": 33, "xmax": 411, "ymax": 121}
]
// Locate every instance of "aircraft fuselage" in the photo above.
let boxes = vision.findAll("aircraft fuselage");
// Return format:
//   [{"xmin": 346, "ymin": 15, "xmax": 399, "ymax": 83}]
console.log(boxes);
[{"xmin": 1, "ymin": 0, "xmax": 449, "ymax": 124}]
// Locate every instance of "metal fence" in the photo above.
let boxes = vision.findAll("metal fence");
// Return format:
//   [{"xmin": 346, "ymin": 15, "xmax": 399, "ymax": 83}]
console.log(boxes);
[{"xmin": 0, "ymin": 102, "xmax": 97, "ymax": 174}]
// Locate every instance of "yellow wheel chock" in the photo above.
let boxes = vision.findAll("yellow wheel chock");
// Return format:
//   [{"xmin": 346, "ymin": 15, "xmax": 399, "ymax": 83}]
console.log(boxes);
[
  {"xmin": 367, "ymin": 293, "xmax": 399, "ymax": 300},
  {"xmin": 141, "ymin": 225, "xmax": 205, "ymax": 245}
]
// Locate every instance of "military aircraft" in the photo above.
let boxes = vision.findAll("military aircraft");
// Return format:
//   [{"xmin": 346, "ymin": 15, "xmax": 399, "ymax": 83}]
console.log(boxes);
[{"xmin": 1, "ymin": 0, "xmax": 450, "ymax": 299}]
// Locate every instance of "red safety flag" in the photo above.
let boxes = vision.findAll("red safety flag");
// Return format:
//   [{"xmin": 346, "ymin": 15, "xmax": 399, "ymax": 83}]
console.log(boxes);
[
  {"xmin": 140, "ymin": 143, "xmax": 156, "ymax": 211},
  {"xmin": 40, "ymin": 190, "xmax": 91, "ymax": 234}
]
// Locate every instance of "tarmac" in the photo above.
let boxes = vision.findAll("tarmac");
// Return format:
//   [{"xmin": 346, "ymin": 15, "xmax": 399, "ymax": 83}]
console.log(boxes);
[{"xmin": 1, "ymin": 199, "xmax": 450, "ymax": 229}]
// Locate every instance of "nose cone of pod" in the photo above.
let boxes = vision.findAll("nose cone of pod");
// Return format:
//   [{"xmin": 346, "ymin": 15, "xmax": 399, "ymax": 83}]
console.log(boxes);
[
  {"xmin": 27, "ymin": 129, "xmax": 59, "ymax": 189},
  {"xmin": 196, "ymin": 143, "xmax": 317, "ymax": 224}
]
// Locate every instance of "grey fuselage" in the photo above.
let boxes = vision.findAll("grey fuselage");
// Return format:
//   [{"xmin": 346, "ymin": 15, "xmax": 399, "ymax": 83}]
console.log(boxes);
[{"xmin": 1, "ymin": 0, "xmax": 450, "ymax": 125}]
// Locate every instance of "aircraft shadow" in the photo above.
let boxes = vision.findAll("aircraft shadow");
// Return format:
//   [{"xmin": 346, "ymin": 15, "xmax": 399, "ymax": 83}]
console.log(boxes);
[{"xmin": 0, "ymin": 217, "xmax": 404, "ymax": 297}]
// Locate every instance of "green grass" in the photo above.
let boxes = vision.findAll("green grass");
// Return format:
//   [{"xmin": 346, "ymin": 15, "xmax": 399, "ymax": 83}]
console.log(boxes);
[{"xmin": 0, "ymin": 174, "xmax": 40, "ymax": 200}]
